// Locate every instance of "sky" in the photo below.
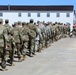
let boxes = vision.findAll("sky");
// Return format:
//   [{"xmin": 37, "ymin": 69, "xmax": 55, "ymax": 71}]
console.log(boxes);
[{"xmin": 0, "ymin": 0, "xmax": 76, "ymax": 10}]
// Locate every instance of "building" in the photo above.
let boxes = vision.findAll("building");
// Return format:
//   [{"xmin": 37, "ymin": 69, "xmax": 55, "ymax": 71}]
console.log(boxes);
[
  {"xmin": 0, "ymin": 5, "xmax": 74, "ymax": 30},
  {"xmin": 73, "ymin": 10, "xmax": 76, "ymax": 24}
]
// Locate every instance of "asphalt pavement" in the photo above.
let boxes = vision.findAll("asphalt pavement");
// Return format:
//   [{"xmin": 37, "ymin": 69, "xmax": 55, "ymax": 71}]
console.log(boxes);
[{"xmin": 0, "ymin": 37, "xmax": 76, "ymax": 75}]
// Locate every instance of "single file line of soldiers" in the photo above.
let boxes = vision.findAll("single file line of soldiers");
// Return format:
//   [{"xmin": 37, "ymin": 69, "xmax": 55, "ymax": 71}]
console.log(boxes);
[{"xmin": 0, "ymin": 18, "xmax": 70, "ymax": 71}]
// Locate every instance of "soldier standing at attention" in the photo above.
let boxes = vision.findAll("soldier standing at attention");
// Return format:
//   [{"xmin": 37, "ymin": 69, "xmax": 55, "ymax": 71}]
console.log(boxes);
[{"xmin": 0, "ymin": 19, "xmax": 9, "ymax": 71}]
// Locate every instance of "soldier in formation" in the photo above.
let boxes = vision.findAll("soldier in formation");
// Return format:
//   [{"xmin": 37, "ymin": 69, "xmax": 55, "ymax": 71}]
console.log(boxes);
[{"xmin": 0, "ymin": 18, "xmax": 71, "ymax": 71}]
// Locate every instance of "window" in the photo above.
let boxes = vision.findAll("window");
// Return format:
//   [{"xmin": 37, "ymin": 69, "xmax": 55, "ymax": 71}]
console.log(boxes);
[
  {"xmin": 28, "ymin": 13, "xmax": 31, "ymax": 17},
  {"xmin": 18, "ymin": 13, "xmax": 21, "ymax": 17},
  {"xmin": 56, "ymin": 13, "xmax": 60, "ymax": 17},
  {"xmin": 47, "ymin": 13, "xmax": 50, "ymax": 17},
  {"xmin": 0, "ymin": 13, "xmax": 3, "ymax": 17},
  {"xmin": 66, "ymin": 13, "xmax": 70, "ymax": 17},
  {"xmin": 37, "ymin": 13, "xmax": 40, "ymax": 17}
]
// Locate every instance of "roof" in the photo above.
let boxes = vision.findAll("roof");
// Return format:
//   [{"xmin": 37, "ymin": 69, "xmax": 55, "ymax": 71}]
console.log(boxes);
[{"xmin": 0, "ymin": 5, "xmax": 74, "ymax": 11}]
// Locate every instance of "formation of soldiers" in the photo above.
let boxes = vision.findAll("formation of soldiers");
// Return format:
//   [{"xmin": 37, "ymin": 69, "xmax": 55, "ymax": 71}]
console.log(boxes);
[{"xmin": 0, "ymin": 18, "xmax": 71, "ymax": 71}]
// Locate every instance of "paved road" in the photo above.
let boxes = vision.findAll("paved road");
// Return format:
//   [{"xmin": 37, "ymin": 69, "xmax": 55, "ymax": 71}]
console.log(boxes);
[{"xmin": 0, "ymin": 37, "xmax": 76, "ymax": 75}]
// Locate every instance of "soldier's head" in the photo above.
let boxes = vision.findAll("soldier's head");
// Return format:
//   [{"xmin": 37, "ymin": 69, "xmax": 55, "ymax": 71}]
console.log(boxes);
[
  {"xmin": 14, "ymin": 22, "xmax": 18, "ymax": 27},
  {"xmin": 0, "ymin": 18, "xmax": 3, "ymax": 24},
  {"xmin": 43, "ymin": 21, "xmax": 45, "ymax": 24},
  {"xmin": 34, "ymin": 22, "xmax": 37, "ymax": 25},
  {"xmin": 18, "ymin": 21, "xmax": 21, "ymax": 25},
  {"xmin": 12, "ymin": 24, "xmax": 15, "ymax": 27},
  {"xmin": 22, "ymin": 22, "xmax": 26, "ymax": 27},
  {"xmin": 30, "ymin": 19, "xmax": 34, "ymax": 23},
  {"xmin": 55, "ymin": 22, "xmax": 57, "ymax": 24},
  {"xmin": 5, "ymin": 19, "xmax": 9, "ymax": 24},
  {"xmin": 37, "ymin": 21, "xmax": 39, "ymax": 24}
]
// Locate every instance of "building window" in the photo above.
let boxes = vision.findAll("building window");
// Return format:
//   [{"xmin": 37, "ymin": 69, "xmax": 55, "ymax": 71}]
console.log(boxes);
[
  {"xmin": 18, "ymin": 13, "xmax": 21, "ymax": 17},
  {"xmin": 0, "ymin": 13, "xmax": 3, "ymax": 17},
  {"xmin": 66, "ymin": 13, "xmax": 70, "ymax": 17},
  {"xmin": 37, "ymin": 13, "xmax": 40, "ymax": 17},
  {"xmin": 28, "ymin": 13, "xmax": 31, "ymax": 17},
  {"xmin": 47, "ymin": 13, "xmax": 50, "ymax": 17},
  {"xmin": 56, "ymin": 13, "xmax": 60, "ymax": 17}
]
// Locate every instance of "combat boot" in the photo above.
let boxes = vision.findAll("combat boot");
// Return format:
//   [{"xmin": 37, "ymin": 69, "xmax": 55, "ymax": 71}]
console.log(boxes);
[
  {"xmin": 22, "ymin": 55, "xmax": 26, "ymax": 61},
  {"xmin": 18, "ymin": 55, "xmax": 23, "ymax": 62},
  {"xmin": 10, "ymin": 63, "xmax": 15, "ymax": 66},
  {"xmin": 29, "ymin": 52, "xmax": 33, "ymax": 57},
  {"xmin": 2, "ymin": 68, "xmax": 8, "ymax": 71},
  {"xmin": 37, "ymin": 48, "xmax": 41, "ymax": 52}
]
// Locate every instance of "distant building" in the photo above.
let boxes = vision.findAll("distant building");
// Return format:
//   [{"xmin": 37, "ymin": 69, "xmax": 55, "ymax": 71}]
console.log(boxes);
[
  {"xmin": 73, "ymin": 10, "xmax": 76, "ymax": 24},
  {"xmin": 0, "ymin": 5, "xmax": 74, "ymax": 30}
]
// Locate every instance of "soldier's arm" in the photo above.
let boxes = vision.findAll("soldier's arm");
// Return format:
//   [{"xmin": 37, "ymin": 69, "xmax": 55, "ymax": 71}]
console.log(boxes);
[{"xmin": 34, "ymin": 25, "xmax": 39, "ymax": 36}]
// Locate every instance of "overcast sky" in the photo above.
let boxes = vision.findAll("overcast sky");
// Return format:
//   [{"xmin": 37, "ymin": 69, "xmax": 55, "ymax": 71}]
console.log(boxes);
[{"xmin": 0, "ymin": 0, "xmax": 76, "ymax": 10}]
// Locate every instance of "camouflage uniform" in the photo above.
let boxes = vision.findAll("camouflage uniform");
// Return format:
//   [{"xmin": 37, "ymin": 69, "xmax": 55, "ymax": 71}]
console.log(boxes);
[
  {"xmin": 35, "ymin": 24, "xmax": 42, "ymax": 52},
  {"xmin": 10, "ymin": 22, "xmax": 22, "ymax": 61},
  {"xmin": 28, "ymin": 19, "xmax": 38, "ymax": 57},
  {"xmin": 0, "ymin": 19, "xmax": 8, "ymax": 71},
  {"xmin": 45, "ymin": 23, "xmax": 51, "ymax": 48},
  {"xmin": 39, "ymin": 22, "xmax": 46, "ymax": 48},
  {"xmin": 21, "ymin": 22, "xmax": 30, "ymax": 59},
  {"xmin": 4, "ymin": 19, "xmax": 14, "ymax": 66}
]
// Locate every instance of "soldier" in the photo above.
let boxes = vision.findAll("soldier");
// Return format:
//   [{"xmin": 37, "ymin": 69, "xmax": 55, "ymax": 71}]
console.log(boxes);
[
  {"xmin": 10, "ymin": 22, "xmax": 23, "ymax": 62},
  {"xmin": 21, "ymin": 22, "xmax": 30, "ymax": 60},
  {"xmin": 18, "ymin": 21, "xmax": 22, "ymax": 28},
  {"xmin": 4, "ymin": 19, "xmax": 15, "ymax": 66},
  {"xmin": 17, "ymin": 21, "xmax": 23, "ymax": 58},
  {"xmin": 45, "ymin": 23, "xmax": 51, "ymax": 48},
  {"xmin": 39, "ymin": 22, "xmax": 46, "ymax": 48},
  {"xmin": 51, "ymin": 23, "xmax": 56, "ymax": 42},
  {"xmin": 35, "ymin": 23, "xmax": 43, "ymax": 52},
  {"xmin": 0, "ymin": 18, "xmax": 9, "ymax": 71},
  {"xmin": 28, "ymin": 19, "xmax": 38, "ymax": 57}
]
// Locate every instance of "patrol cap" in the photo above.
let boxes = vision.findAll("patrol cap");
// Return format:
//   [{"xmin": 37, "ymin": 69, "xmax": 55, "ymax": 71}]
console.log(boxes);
[
  {"xmin": 55, "ymin": 22, "xmax": 57, "ymax": 24},
  {"xmin": 5, "ymin": 19, "xmax": 9, "ymax": 22},
  {"xmin": 14, "ymin": 22, "xmax": 18, "ymax": 25},
  {"xmin": 18, "ymin": 21, "xmax": 21, "ymax": 25},
  {"xmin": 30, "ymin": 19, "xmax": 34, "ymax": 23},
  {"xmin": 0, "ymin": 18, "xmax": 3, "ymax": 23},
  {"xmin": 34, "ymin": 22, "xmax": 36, "ymax": 25},
  {"xmin": 5, "ymin": 19, "xmax": 9, "ymax": 24},
  {"xmin": 43, "ymin": 21, "xmax": 45, "ymax": 23},
  {"xmin": 22, "ymin": 22, "xmax": 26, "ymax": 25},
  {"xmin": 30, "ymin": 19, "xmax": 33, "ymax": 21},
  {"xmin": 53, "ymin": 23, "xmax": 55, "ymax": 25},
  {"xmin": 37, "ymin": 21, "xmax": 40, "ymax": 24}
]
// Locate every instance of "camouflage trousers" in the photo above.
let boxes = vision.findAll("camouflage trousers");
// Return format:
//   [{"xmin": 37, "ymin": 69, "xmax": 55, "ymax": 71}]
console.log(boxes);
[
  {"xmin": 6, "ymin": 42, "xmax": 14, "ymax": 65},
  {"xmin": 29, "ymin": 38, "xmax": 35, "ymax": 54},
  {"xmin": 45, "ymin": 37, "xmax": 51, "ymax": 48},
  {"xmin": 0, "ymin": 47, "xmax": 6, "ymax": 69},
  {"xmin": 21, "ymin": 41, "xmax": 28, "ymax": 56},
  {"xmin": 15, "ymin": 43, "xmax": 22, "ymax": 59},
  {"xmin": 35, "ymin": 40, "xmax": 39, "ymax": 51}
]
